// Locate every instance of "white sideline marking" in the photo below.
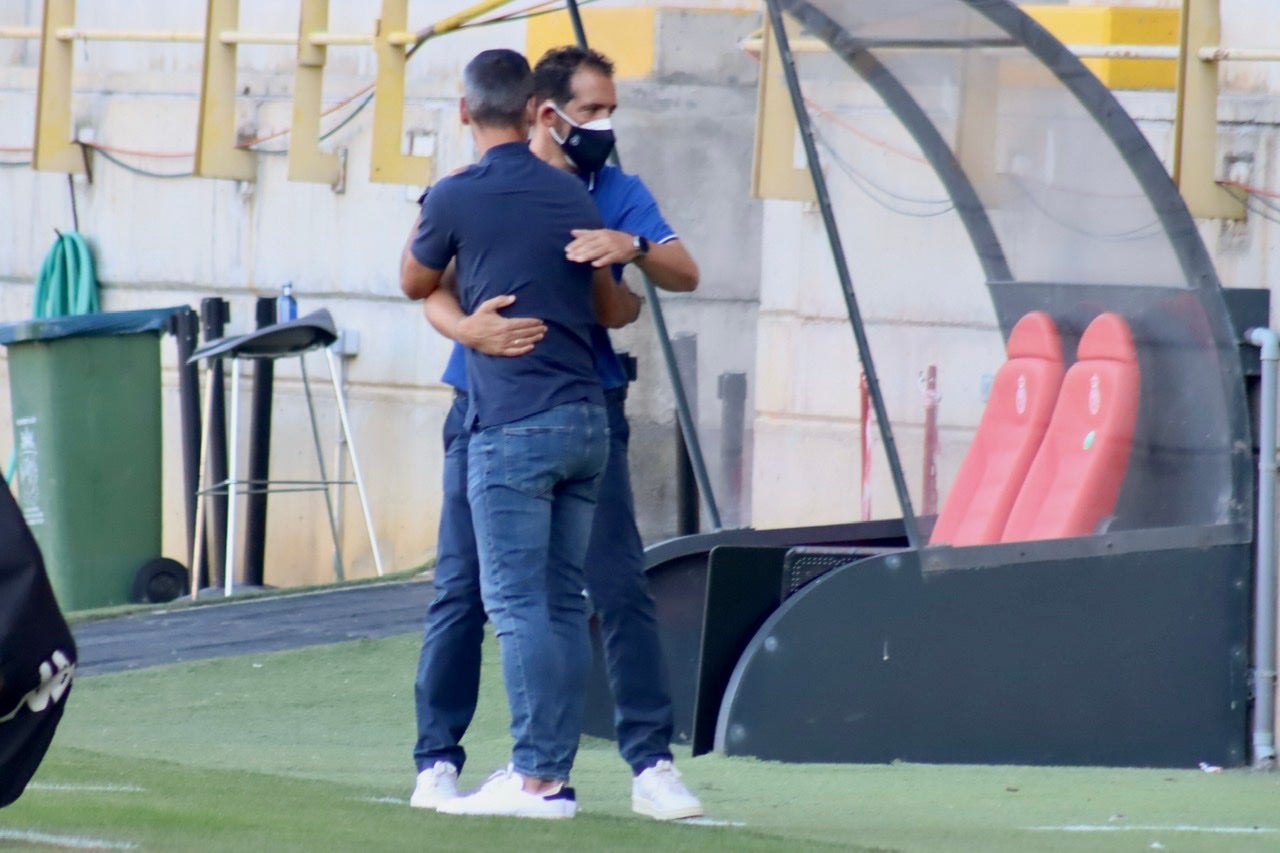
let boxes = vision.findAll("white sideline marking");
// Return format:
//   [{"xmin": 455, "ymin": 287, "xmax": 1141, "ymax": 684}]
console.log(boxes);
[
  {"xmin": 27, "ymin": 782, "xmax": 144, "ymax": 793},
  {"xmin": 364, "ymin": 795, "xmax": 409, "ymax": 805},
  {"xmin": 0, "ymin": 829, "xmax": 138, "ymax": 849},
  {"xmin": 1031, "ymin": 825, "xmax": 1278, "ymax": 834},
  {"xmin": 682, "ymin": 817, "xmax": 748, "ymax": 827}
]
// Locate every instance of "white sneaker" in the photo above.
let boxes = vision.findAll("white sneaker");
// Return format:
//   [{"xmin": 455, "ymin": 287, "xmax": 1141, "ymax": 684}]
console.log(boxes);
[
  {"xmin": 437, "ymin": 766, "xmax": 577, "ymax": 819},
  {"xmin": 632, "ymin": 760, "xmax": 704, "ymax": 821},
  {"xmin": 410, "ymin": 761, "xmax": 459, "ymax": 810}
]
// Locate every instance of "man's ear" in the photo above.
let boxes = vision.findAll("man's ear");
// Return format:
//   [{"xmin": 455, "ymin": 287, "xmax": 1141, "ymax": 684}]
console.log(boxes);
[
  {"xmin": 459, "ymin": 97, "xmax": 471, "ymax": 126},
  {"xmin": 536, "ymin": 100, "xmax": 558, "ymax": 127}
]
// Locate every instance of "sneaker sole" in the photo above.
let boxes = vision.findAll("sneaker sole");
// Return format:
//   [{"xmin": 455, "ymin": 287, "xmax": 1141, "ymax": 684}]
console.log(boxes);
[
  {"xmin": 437, "ymin": 805, "xmax": 576, "ymax": 819},
  {"xmin": 631, "ymin": 798, "xmax": 705, "ymax": 821},
  {"xmin": 409, "ymin": 795, "xmax": 453, "ymax": 810}
]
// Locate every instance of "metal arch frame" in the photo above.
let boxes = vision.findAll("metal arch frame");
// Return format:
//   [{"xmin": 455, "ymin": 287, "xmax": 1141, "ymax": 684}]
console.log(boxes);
[
  {"xmin": 768, "ymin": 0, "xmax": 1015, "ymax": 547},
  {"xmin": 769, "ymin": 0, "xmax": 1253, "ymax": 539},
  {"xmin": 967, "ymin": 0, "xmax": 1253, "ymax": 529}
]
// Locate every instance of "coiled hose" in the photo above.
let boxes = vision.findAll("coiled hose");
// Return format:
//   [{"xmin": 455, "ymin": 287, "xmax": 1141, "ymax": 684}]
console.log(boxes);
[{"xmin": 6, "ymin": 231, "xmax": 100, "ymax": 480}]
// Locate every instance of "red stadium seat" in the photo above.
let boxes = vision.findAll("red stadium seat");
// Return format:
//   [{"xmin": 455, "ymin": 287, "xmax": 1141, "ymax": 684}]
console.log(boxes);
[
  {"xmin": 1000, "ymin": 312, "xmax": 1140, "ymax": 542},
  {"xmin": 929, "ymin": 311, "xmax": 1064, "ymax": 546}
]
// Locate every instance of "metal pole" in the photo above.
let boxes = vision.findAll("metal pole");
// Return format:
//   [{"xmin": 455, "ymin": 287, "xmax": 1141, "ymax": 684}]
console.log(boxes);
[
  {"xmin": 199, "ymin": 297, "xmax": 230, "ymax": 587},
  {"xmin": 407, "ymin": 0, "xmax": 516, "ymax": 57},
  {"xmin": 1247, "ymin": 326, "xmax": 1278, "ymax": 767},
  {"xmin": 224, "ymin": 358, "xmax": 242, "ymax": 597},
  {"xmin": 922, "ymin": 365, "xmax": 939, "ymax": 517},
  {"xmin": 564, "ymin": 0, "xmax": 722, "ymax": 529},
  {"xmin": 718, "ymin": 371, "xmax": 747, "ymax": 529},
  {"xmin": 326, "ymin": 349, "xmax": 384, "ymax": 576},
  {"xmin": 242, "ymin": 298, "xmax": 275, "ymax": 587},
  {"xmin": 302, "ymin": 357, "xmax": 345, "ymax": 582},
  {"xmin": 673, "ymin": 333, "xmax": 700, "ymax": 535},
  {"xmin": 565, "ymin": 0, "xmax": 589, "ymax": 48},
  {"xmin": 169, "ymin": 308, "xmax": 202, "ymax": 567},
  {"xmin": 765, "ymin": 1, "xmax": 921, "ymax": 545},
  {"xmin": 861, "ymin": 370, "xmax": 872, "ymax": 521},
  {"xmin": 189, "ymin": 362, "xmax": 218, "ymax": 602}
]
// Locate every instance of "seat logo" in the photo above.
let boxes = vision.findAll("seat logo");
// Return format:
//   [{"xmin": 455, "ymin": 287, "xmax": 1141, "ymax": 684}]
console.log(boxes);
[{"xmin": 1088, "ymin": 374, "xmax": 1102, "ymax": 415}]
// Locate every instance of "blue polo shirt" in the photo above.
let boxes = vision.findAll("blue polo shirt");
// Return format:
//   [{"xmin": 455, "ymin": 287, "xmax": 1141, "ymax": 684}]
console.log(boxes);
[
  {"xmin": 412, "ymin": 141, "xmax": 604, "ymax": 429},
  {"xmin": 439, "ymin": 162, "xmax": 679, "ymax": 393}
]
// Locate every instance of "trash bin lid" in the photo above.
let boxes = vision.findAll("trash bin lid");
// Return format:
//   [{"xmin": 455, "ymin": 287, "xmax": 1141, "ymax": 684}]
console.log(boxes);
[{"xmin": 0, "ymin": 306, "xmax": 188, "ymax": 346}]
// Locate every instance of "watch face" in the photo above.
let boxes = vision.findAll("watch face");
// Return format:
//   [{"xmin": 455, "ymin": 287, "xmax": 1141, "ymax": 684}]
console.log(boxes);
[{"xmin": 634, "ymin": 235, "xmax": 649, "ymax": 254}]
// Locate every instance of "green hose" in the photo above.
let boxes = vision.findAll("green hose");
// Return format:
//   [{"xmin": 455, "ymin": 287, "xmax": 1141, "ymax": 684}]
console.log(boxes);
[
  {"xmin": 6, "ymin": 231, "xmax": 100, "ymax": 481},
  {"xmin": 34, "ymin": 231, "xmax": 100, "ymax": 318}
]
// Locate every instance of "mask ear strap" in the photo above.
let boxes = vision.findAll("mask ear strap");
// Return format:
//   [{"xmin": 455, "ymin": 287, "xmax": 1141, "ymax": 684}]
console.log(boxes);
[{"xmin": 550, "ymin": 102, "xmax": 577, "ymax": 128}]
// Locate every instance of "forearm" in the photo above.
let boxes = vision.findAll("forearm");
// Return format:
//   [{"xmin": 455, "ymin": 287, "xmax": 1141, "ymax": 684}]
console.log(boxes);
[
  {"xmin": 593, "ymin": 269, "xmax": 643, "ymax": 329},
  {"xmin": 424, "ymin": 287, "xmax": 466, "ymax": 342},
  {"xmin": 635, "ymin": 239, "xmax": 699, "ymax": 293}
]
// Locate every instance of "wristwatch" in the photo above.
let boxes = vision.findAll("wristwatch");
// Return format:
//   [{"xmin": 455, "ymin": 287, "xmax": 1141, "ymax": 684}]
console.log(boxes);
[{"xmin": 630, "ymin": 234, "xmax": 650, "ymax": 263}]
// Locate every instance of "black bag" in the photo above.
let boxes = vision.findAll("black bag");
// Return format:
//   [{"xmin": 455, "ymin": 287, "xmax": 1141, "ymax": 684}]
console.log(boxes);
[{"xmin": 0, "ymin": 474, "xmax": 76, "ymax": 808}]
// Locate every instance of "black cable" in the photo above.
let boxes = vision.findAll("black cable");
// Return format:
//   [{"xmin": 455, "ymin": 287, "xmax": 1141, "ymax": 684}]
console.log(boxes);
[
  {"xmin": 1006, "ymin": 173, "xmax": 1164, "ymax": 242},
  {"xmin": 93, "ymin": 147, "xmax": 193, "ymax": 179},
  {"xmin": 246, "ymin": 90, "xmax": 377, "ymax": 154},
  {"xmin": 813, "ymin": 126, "xmax": 955, "ymax": 218},
  {"xmin": 1244, "ymin": 196, "xmax": 1280, "ymax": 227}
]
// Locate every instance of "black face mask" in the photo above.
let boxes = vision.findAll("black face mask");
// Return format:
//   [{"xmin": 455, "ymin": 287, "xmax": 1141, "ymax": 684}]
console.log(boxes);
[{"xmin": 550, "ymin": 104, "xmax": 616, "ymax": 174}]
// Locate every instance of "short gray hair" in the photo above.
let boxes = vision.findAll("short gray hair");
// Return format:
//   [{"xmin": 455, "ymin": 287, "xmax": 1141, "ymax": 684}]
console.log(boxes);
[{"xmin": 463, "ymin": 49, "xmax": 533, "ymax": 128}]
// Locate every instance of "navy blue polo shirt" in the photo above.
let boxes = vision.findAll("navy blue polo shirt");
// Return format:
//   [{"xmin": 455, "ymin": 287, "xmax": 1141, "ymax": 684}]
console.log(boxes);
[
  {"xmin": 411, "ymin": 141, "xmax": 604, "ymax": 429},
  {"xmin": 439, "ymin": 162, "xmax": 679, "ymax": 393}
]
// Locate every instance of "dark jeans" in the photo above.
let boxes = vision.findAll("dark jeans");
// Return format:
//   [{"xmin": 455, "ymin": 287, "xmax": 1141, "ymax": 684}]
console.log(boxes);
[{"xmin": 413, "ymin": 389, "xmax": 676, "ymax": 776}]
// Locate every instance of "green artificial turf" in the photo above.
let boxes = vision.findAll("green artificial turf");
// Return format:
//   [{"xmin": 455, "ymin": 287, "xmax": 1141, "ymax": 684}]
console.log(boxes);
[{"xmin": 4, "ymin": 629, "xmax": 1280, "ymax": 851}]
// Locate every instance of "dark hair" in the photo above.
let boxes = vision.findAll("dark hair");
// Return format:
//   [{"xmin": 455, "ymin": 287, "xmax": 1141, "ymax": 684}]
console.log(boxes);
[
  {"xmin": 463, "ymin": 49, "xmax": 534, "ymax": 128},
  {"xmin": 533, "ymin": 45, "xmax": 615, "ymax": 106}
]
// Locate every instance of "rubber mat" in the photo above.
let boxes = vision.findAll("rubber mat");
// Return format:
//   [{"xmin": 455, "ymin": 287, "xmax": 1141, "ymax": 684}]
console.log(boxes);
[{"xmin": 72, "ymin": 579, "xmax": 433, "ymax": 676}]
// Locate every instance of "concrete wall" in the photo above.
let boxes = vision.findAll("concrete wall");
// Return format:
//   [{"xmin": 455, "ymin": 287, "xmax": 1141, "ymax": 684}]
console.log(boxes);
[
  {"xmin": 0, "ymin": 1, "xmax": 762, "ymax": 588},
  {"xmin": 3, "ymin": 0, "xmax": 1280, "ymax": 590}
]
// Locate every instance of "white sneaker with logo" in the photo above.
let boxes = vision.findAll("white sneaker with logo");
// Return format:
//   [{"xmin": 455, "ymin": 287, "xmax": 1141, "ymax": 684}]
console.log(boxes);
[
  {"xmin": 410, "ymin": 761, "xmax": 459, "ymax": 810},
  {"xmin": 632, "ymin": 759, "xmax": 705, "ymax": 821},
  {"xmin": 437, "ymin": 765, "xmax": 577, "ymax": 819}
]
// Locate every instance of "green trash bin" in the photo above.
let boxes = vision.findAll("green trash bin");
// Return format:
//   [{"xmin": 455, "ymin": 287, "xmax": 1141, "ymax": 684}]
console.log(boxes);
[{"xmin": 0, "ymin": 307, "xmax": 184, "ymax": 611}]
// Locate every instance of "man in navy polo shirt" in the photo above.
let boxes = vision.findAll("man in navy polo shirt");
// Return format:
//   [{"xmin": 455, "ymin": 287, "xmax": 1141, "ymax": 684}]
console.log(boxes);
[
  {"xmin": 409, "ymin": 46, "xmax": 704, "ymax": 821},
  {"xmin": 400, "ymin": 48, "xmax": 639, "ymax": 820}
]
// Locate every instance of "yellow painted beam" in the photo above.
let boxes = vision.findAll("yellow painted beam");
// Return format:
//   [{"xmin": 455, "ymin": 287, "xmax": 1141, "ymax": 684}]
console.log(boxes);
[
  {"xmin": 370, "ymin": 0, "xmax": 431, "ymax": 186},
  {"xmin": 195, "ymin": 0, "xmax": 256, "ymax": 181},
  {"xmin": 955, "ymin": 53, "xmax": 998, "ymax": 193},
  {"xmin": 289, "ymin": 0, "xmax": 342, "ymax": 186},
  {"xmin": 751, "ymin": 14, "xmax": 814, "ymax": 202},
  {"xmin": 1023, "ymin": 5, "xmax": 1179, "ymax": 90},
  {"xmin": 526, "ymin": 7, "xmax": 657, "ymax": 79},
  {"xmin": 33, "ymin": 0, "xmax": 83, "ymax": 175},
  {"xmin": 1174, "ymin": 0, "xmax": 1244, "ymax": 220}
]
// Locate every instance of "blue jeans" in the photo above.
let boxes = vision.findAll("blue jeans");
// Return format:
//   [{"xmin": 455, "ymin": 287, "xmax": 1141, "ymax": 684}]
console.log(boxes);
[
  {"xmin": 583, "ymin": 394, "xmax": 675, "ymax": 773},
  {"xmin": 412, "ymin": 393, "xmax": 483, "ymax": 773},
  {"xmin": 467, "ymin": 400, "xmax": 607, "ymax": 782},
  {"xmin": 413, "ymin": 390, "xmax": 676, "ymax": 776}
]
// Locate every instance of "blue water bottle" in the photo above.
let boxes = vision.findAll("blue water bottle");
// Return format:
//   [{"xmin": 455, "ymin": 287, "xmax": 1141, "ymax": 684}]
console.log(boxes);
[{"xmin": 276, "ymin": 281, "xmax": 298, "ymax": 324}]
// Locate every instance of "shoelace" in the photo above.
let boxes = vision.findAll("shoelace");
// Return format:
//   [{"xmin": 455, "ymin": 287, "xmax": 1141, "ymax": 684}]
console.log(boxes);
[
  {"xmin": 481, "ymin": 766, "xmax": 518, "ymax": 789},
  {"xmin": 644, "ymin": 761, "xmax": 687, "ymax": 794}
]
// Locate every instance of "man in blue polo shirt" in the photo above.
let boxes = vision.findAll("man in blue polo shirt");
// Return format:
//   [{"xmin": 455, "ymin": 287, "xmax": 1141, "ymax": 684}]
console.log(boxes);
[
  {"xmin": 400, "ymin": 48, "xmax": 639, "ymax": 820},
  {"xmin": 410, "ymin": 46, "xmax": 703, "ymax": 821}
]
